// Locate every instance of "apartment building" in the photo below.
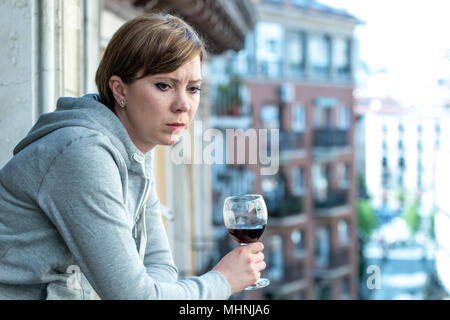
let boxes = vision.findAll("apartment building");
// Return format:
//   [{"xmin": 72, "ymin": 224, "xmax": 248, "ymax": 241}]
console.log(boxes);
[{"xmin": 210, "ymin": 0, "xmax": 360, "ymax": 299}]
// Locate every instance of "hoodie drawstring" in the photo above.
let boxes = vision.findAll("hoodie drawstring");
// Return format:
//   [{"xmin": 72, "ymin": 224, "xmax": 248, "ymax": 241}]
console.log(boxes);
[{"xmin": 137, "ymin": 177, "xmax": 151, "ymax": 261}]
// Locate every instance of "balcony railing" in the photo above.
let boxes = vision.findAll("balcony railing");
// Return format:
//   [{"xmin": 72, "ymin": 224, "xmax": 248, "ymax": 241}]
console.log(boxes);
[
  {"xmin": 279, "ymin": 131, "xmax": 304, "ymax": 151},
  {"xmin": 314, "ymin": 189, "xmax": 348, "ymax": 209},
  {"xmin": 267, "ymin": 196, "xmax": 303, "ymax": 219},
  {"xmin": 330, "ymin": 247, "xmax": 350, "ymax": 269},
  {"xmin": 283, "ymin": 258, "xmax": 305, "ymax": 283},
  {"xmin": 315, "ymin": 247, "xmax": 351, "ymax": 273},
  {"xmin": 313, "ymin": 128, "xmax": 349, "ymax": 148}
]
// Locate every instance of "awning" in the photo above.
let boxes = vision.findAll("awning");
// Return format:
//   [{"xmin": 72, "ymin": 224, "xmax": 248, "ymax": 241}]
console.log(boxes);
[{"xmin": 132, "ymin": 0, "xmax": 256, "ymax": 54}]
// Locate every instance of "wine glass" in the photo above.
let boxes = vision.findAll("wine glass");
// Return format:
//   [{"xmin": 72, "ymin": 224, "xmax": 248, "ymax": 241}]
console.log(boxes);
[{"xmin": 223, "ymin": 194, "xmax": 270, "ymax": 290}]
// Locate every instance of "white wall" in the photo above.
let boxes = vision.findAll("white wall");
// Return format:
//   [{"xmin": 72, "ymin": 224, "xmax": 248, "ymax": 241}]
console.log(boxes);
[
  {"xmin": 0, "ymin": 0, "xmax": 101, "ymax": 168},
  {"xmin": 0, "ymin": 0, "xmax": 39, "ymax": 167}
]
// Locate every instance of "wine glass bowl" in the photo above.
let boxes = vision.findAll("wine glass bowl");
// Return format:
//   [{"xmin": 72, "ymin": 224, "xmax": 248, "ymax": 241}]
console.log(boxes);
[{"xmin": 223, "ymin": 194, "xmax": 270, "ymax": 290}]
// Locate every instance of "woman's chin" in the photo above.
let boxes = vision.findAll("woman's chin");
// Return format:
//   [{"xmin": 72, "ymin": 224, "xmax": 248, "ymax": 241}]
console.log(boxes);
[{"xmin": 166, "ymin": 131, "xmax": 185, "ymax": 145}]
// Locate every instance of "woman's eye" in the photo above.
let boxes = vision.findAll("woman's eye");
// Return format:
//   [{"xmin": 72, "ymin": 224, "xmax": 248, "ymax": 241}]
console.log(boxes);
[
  {"xmin": 188, "ymin": 86, "xmax": 202, "ymax": 94},
  {"xmin": 155, "ymin": 83, "xmax": 170, "ymax": 91}
]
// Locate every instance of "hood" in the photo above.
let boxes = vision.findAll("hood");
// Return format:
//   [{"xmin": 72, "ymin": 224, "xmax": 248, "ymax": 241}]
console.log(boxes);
[{"xmin": 13, "ymin": 94, "xmax": 144, "ymax": 166}]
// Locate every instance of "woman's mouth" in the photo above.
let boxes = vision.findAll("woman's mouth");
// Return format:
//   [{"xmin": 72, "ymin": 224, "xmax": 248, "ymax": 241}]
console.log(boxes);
[{"xmin": 166, "ymin": 123, "xmax": 185, "ymax": 131}]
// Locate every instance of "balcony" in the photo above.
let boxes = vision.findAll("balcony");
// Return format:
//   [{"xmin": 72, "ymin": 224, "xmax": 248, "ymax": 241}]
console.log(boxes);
[
  {"xmin": 314, "ymin": 189, "xmax": 348, "ymax": 209},
  {"xmin": 264, "ymin": 256, "xmax": 309, "ymax": 298},
  {"xmin": 279, "ymin": 131, "xmax": 305, "ymax": 151},
  {"xmin": 267, "ymin": 195, "xmax": 303, "ymax": 219},
  {"xmin": 313, "ymin": 128, "xmax": 349, "ymax": 148},
  {"xmin": 211, "ymin": 75, "xmax": 252, "ymax": 129},
  {"xmin": 330, "ymin": 247, "xmax": 351, "ymax": 269},
  {"xmin": 315, "ymin": 247, "xmax": 351, "ymax": 278},
  {"xmin": 209, "ymin": 114, "xmax": 252, "ymax": 129}
]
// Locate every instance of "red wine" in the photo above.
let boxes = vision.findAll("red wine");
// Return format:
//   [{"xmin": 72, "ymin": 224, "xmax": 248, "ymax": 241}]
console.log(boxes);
[{"xmin": 227, "ymin": 225, "xmax": 265, "ymax": 243}]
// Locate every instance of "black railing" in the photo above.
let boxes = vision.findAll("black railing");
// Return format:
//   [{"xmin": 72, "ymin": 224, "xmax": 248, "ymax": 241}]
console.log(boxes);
[
  {"xmin": 330, "ymin": 247, "xmax": 350, "ymax": 269},
  {"xmin": 283, "ymin": 259, "xmax": 305, "ymax": 283},
  {"xmin": 314, "ymin": 189, "xmax": 348, "ymax": 209},
  {"xmin": 316, "ymin": 248, "xmax": 350, "ymax": 272},
  {"xmin": 267, "ymin": 196, "xmax": 303, "ymax": 218},
  {"xmin": 313, "ymin": 128, "xmax": 349, "ymax": 148},
  {"xmin": 279, "ymin": 131, "xmax": 304, "ymax": 151}
]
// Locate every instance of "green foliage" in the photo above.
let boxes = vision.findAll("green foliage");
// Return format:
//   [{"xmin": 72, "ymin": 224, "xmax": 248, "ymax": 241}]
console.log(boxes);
[
  {"xmin": 395, "ymin": 187, "xmax": 405, "ymax": 204},
  {"xmin": 402, "ymin": 199, "xmax": 421, "ymax": 235},
  {"xmin": 216, "ymin": 75, "xmax": 243, "ymax": 115},
  {"xmin": 357, "ymin": 199, "xmax": 378, "ymax": 238}
]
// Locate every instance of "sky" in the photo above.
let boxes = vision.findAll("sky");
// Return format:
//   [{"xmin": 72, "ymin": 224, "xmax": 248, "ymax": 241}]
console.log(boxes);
[{"xmin": 317, "ymin": 0, "xmax": 450, "ymax": 107}]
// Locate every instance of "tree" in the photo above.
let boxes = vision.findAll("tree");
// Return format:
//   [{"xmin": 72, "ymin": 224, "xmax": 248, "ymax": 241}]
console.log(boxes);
[
  {"xmin": 357, "ymin": 199, "xmax": 378, "ymax": 238},
  {"xmin": 357, "ymin": 199, "xmax": 378, "ymax": 299},
  {"xmin": 402, "ymin": 199, "xmax": 421, "ymax": 236}
]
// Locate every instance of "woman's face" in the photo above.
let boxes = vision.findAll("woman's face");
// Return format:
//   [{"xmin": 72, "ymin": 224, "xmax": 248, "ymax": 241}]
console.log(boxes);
[{"xmin": 113, "ymin": 55, "xmax": 202, "ymax": 153}]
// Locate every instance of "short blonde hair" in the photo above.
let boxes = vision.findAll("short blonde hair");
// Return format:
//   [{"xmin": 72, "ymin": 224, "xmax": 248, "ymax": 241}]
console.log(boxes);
[{"xmin": 95, "ymin": 13, "xmax": 206, "ymax": 110}]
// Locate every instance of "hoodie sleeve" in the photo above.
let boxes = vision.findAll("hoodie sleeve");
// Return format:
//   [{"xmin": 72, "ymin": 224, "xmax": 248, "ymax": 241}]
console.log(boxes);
[
  {"xmin": 37, "ymin": 135, "xmax": 230, "ymax": 300},
  {"xmin": 141, "ymin": 180, "xmax": 179, "ymax": 283}
]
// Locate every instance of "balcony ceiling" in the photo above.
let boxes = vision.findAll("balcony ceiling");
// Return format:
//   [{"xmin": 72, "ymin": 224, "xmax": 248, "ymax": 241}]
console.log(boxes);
[{"xmin": 131, "ymin": 0, "xmax": 256, "ymax": 54}]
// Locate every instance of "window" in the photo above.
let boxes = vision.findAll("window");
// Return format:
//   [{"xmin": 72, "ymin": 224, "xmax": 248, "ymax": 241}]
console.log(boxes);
[
  {"xmin": 260, "ymin": 104, "xmax": 280, "ymax": 129},
  {"xmin": 337, "ymin": 162, "xmax": 350, "ymax": 188},
  {"xmin": 398, "ymin": 157, "xmax": 405, "ymax": 169},
  {"xmin": 267, "ymin": 235, "xmax": 283, "ymax": 281},
  {"xmin": 382, "ymin": 157, "xmax": 388, "ymax": 168},
  {"xmin": 315, "ymin": 226, "xmax": 330, "ymax": 268},
  {"xmin": 293, "ymin": 166, "xmax": 305, "ymax": 195},
  {"xmin": 309, "ymin": 34, "xmax": 331, "ymax": 79},
  {"xmin": 333, "ymin": 37, "xmax": 351, "ymax": 79},
  {"xmin": 286, "ymin": 31, "xmax": 306, "ymax": 77},
  {"xmin": 261, "ymin": 174, "xmax": 286, "ymax": 212},
  {"xmin": 292, "ymin": 103, "xmax": 306, "ymax": 132},
  {"xmin": 233, "ymin": 32, "xmax": 254, "ymax": 76},
  {"xmin": 256, "ymin": 22, "xmax": 283, "ymax": 78},
  {"xmin": 291, "ymin": 229, "xmax": 305, "ymax": 256},
  {"xmin": 313, "ymin": 163, "xmax": 329, "ymax": 202},
  {"xmin": 313, "ymin": 107, "xmax": 333, "ymax": 128},
  {"xmin": 337, "ymin": 220, "xmax": 350, "ymax": 245},
  {"xmin": 339, "ymin": 105, "xmax": 350, "ymax": 130}
]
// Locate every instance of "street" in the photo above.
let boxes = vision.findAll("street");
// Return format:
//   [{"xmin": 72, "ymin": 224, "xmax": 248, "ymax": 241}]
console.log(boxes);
[{"xmin": 361, "ymin": 218, "xmax": 438, "ymax": 300}]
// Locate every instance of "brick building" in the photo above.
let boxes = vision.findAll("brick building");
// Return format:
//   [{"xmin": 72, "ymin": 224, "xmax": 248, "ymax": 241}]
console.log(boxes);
[{"xmin": 210, "ymin": 0, "xmax": 361, "ymax": 299}]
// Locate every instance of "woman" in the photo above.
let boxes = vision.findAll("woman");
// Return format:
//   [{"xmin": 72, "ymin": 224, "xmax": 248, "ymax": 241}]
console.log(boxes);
[{"xmin": 0, "ymin": 13, "xmax": 265, "ymax": 299}]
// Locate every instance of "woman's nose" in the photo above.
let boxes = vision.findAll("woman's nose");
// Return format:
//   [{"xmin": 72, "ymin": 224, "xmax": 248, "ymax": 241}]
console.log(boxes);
[{"xmin": 172, "ymin": 91, "xmax": 190, "ymax": 113}]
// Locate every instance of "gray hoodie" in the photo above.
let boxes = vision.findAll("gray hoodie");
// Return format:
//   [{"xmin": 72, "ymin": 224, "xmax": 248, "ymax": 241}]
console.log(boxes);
[{"xmin": 0, "ymin": 94, "xmax": 230, "ymax": 300}]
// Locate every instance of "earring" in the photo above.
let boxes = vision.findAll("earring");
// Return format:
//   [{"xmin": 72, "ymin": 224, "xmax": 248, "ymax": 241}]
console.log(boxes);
[{"xmin": 119, "ymin": 100, "xmax": 126, "ymax": 109}]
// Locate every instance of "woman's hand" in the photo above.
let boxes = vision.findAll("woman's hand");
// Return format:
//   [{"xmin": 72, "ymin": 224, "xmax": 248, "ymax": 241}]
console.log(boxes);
[{"xmin": 213, "ymin": 242, "xmax": 266, "ymax": 295}]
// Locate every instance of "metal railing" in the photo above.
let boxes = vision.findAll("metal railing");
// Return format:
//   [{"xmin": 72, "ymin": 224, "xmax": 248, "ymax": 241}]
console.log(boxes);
[
  {"xmin": 279, "ymin": 131, "xmax": 305, "ymax": 151},
  {"xmin": 314, "ymin": 189, "xmax": 348, "ymax": 209},
  {"xmin": 267, "ymin": 196, "xmax": 303, "ymax": 218},
  {"xmin": 313, "ymin": 128, "xmax": 349, "ymax": 148}
]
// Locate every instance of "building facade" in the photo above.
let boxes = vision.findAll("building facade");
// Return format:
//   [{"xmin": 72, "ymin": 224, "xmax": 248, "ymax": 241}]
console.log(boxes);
[
  {"xmin": 355, "ymin": 71, "xmax": 450, "ymax": 298},
  {"xmin": 210, "ymin": 0, "xmax": 360, "ymax": 299}
]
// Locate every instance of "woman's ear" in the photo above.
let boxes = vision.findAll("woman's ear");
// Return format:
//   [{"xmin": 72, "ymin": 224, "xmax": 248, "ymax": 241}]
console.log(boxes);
[{"xmin": 109, "ymin": 75, "xmax": 127, "ymax": 106}]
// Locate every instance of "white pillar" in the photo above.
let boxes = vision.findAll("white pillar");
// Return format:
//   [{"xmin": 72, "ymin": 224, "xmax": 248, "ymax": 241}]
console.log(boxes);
[
  {"xmin": 81, "ymin": 0, "xmax": 101, "ymax": 94},
  {"xmin": 0, "ymin": 0, "xmax": 40, "ymax": 167}
]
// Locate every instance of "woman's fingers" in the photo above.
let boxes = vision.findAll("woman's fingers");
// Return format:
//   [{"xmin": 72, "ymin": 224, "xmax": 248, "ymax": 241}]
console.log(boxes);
[
  {"xmin": 247, "ymin": 241, "xmax": 264, "ymax": 253},
  {"xmin": 254, "ymin": 259, "xmax": 267, "ymax": 271}
]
